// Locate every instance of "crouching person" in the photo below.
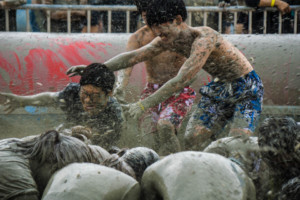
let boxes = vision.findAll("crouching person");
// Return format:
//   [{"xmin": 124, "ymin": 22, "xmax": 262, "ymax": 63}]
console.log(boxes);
[{"xmin": 0, "ymin": 63, "xmax": 124, "ymax": 149}]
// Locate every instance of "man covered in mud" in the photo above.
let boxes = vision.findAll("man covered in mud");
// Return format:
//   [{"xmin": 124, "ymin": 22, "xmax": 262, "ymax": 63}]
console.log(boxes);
[
  {"xmin": 0, "ymin": 63, "xmax": 123, "ymax": 149},
  {"xmin": 68, "ymin": 0, "xmax": 196, "ymax": 156},
  {"xmin": 69, "ymin": 0, "xmax": 264, "ymax": 151},
  {"xmin": 114, "ymin": 0, "xmax": 196, "ymax": 155}
]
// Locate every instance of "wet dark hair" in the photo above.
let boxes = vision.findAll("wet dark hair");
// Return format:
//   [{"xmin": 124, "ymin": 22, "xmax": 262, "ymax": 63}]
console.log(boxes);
[
  {"xmin": 121, "ymin": 147, "xmax": 159, "ymax": 182},
  {"xmin": 133, "ymin": 0, "xmax": 151, "ymax": 14},
  {"xmin": 279, "ymin": 177, "xmax": 300, "ymax": 200},
  {"xmin": 15, "ymin": 130, "xmax": 107, "ymax": 170},
  {"xmin": 146, "ymin": 0, "xmax": 187, "ymax": 27},
  {"xmin": 258, "ymin": 117, "xmax": 299, "ymax": 153},
  {"xmin": 258, "ymin": 117, "xmax": 300, "ymax": 178},
  {"xmin": 102, "ymin": 147, "xmax": 159, "ymax": 182},
  {"xmin": 80, "ymin": 63, "xmax": 115, "ymax": 95}
]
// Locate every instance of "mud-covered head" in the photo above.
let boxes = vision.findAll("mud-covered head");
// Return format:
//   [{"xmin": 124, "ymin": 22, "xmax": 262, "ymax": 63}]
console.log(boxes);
[
  {"xmin": 146, "ymin": 0, "xmax": 187, "ymax": 27},
  {"xmin": 80, "ymin": 63, "xmax": 115, "ymax": 95},
  {"xmin": 79, "ymin": 63, "xmax": 115, "ymax": 115},
  {"xmin": 278, "ymin": 177, "xmax": 300, "ymax": 200},
  {"xmin": 102, "ymin": 147, "xmax": 159, "ymax": 182},
  {"xmin": 258, "ymin": 117, "xmax": 300, "ymax": 172},
  {"xmin": 133, "ymin": 0, "xmax": 152, "ymax": 14},
  {"xmin": 121, "ymin": 147, "xmax": 159, "ymax": 182},
  {"xmin": 258, "ymin": 117, "xmax": 299, "ymax": 153},
  {"xmin": 101, "ymin": 149, "xmax": 137, "ymax": 179},
  {"xmin": 15, "ymin": 130, "xmax": 101, "ymax": 193}
]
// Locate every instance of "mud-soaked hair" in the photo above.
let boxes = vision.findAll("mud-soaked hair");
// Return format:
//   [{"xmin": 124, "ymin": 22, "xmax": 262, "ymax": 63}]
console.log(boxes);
[
  {"xmin": 146, "ymin": 0, "xmax": 187, "ymax": 27},
  {"xmin": 258, "ymin": 117, "xmax": 299, "ymax": 153},
  {"xmin": 102, "ymin": 147, "xmax": 159, "ymax": 182},
  {"xmin": 279, "ymin": 176, "xmax": 300, "ymax": 200},
  {"xmin": 101, "ymin": 149, "xmax": 137, "ymax": 179},
  {"xmin": 258, "ymin": 117, "xmax": 300, "ymax": 177},
  {"xmin": 133, "ymin": 0, "xmax": 152, "ymax": 13},
  {"xmin": 80, "ymin": 63, "xmax": 115, "ymax": 95},
  {"xmin": 15, "ymin": 130, "xmax": 106, "ymax": 172}
]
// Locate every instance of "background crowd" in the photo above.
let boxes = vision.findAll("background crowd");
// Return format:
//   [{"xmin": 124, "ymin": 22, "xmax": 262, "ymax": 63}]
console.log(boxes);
[{"xmin": 0, "ymin": 0, "xmax": 299, "ymax": 33}]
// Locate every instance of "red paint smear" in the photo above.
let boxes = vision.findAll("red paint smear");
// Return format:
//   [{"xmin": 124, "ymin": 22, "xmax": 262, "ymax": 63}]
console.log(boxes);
[
  {"xmin": 24, "ymin": 49, "xmax": 72, "ymax": 94},
  {"xmin": 57, "ymin": 41, "xmax": 108, "ymax": 66},
  {"xmin": 0, "ymin": 51, "xmax": 27, "ymax": 94},
  {"xmin": 1, "ymin": 41, "xmax": 110, "ymax": 95}
]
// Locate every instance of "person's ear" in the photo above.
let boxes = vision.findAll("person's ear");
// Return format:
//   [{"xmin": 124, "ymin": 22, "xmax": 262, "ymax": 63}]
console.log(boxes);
[
  {"xmin": 108, "ymin": 91, "xmax": 113, "ymax": 97},
  {"xmin": 175, "ymin": 15, "xmax": 183, "ymax": 25}
]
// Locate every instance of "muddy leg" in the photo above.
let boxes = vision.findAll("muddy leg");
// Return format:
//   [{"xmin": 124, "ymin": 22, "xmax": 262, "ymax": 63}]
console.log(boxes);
[{"xmin": 157, "ymin": 120, "xmax": 181, "ymax": 156}]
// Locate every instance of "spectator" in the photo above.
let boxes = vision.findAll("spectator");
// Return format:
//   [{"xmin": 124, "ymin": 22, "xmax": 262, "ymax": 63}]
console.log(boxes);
[
  {"xmin": 245, "ymin": 0, "xmax": 297, "ymax": 33},
  {"xmin": 0, "ymin": 0, "xmax": 26, "ymax": 31},
  {"xmin": 30, "ymin": 0, "xmax": 47, "ymax": 32},
  {"xmin": 81, "ymin": 0, "xmax": 104, "ymax": 33},
  {"xmin": 41, "ymin": 0, "xmax": 87, "ymax": 33},
  {"xmin": 219, "ymin": 0, "xmax": 249, "ymax": 34},
  {"xmin": 101, "ymin": 0, "xmax": 139, "ymax": 33},
  {"xmin": 184, "ymin": 0, "xmax": 219, "ymax": 31}
]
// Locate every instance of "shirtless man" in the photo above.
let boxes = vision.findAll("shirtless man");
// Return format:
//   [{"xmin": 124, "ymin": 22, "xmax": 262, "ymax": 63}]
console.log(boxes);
[
  {"xmin": 69, "ymin": 0, "xmax": 264, "ymax": 151},
  {"xmin": 70, "ymin": 0, "xmax": 196, "ymax": 155}
]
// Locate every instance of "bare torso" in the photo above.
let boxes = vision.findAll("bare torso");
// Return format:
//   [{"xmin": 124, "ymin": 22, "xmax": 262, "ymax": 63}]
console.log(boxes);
[
  {"xmin": 158, "ymin": 26, "xmax": 253, "ymax": 82},
  {"xmin": 134, "ymin": 26, "xmax": 186, "ymax": 84},
  {"xmin": 201, "ymin": 28, "xmax": 253, "ymax": 81}
]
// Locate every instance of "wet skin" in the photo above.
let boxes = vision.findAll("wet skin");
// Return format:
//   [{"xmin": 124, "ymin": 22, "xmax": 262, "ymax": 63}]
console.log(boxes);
[
  {"xmin": 115, "ymin": 12, "xmax": 187, "ymax": 155},
  {"xmin": 80, "ymin": 84, "xmax": 112, "ymax": 116},
  {"xmin": 104, "ymin": 15, "xmax": 255, "ymax": 151}
]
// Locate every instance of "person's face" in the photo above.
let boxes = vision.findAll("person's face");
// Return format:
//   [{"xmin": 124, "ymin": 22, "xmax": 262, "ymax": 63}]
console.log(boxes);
[
  {"xmin": 80, "ymin": 84, "xmax": 111, "ymax": 116},
  {"xmin": 150, "ymin": 16, "xmax": 182, "ymax": 43}
]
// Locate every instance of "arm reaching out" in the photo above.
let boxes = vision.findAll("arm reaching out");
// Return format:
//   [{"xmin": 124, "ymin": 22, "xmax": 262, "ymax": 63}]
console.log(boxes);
[
  {"xmin": 128, "ymin": 36, "xmax": 215, "ymax": 119},
  {"xmin": 104, "ymin": 37, "xmax": 165, "ymax": 71},
  {"xmin": 66, "ymin": 65, "xmax": 87, "ymax": 77},
  {"xmin": 0, "ymin": 92, "xmax": 59, "ymax": 114},
  {"xmin": 113, "ymin": 33, "xmax": 142, "ymax": 103}
]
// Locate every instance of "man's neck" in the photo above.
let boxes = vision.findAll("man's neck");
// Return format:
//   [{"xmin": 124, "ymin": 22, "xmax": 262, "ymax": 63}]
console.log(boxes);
[{"xmin": 172, "ymin": 25, "xmax": 197, "ymax": 57}]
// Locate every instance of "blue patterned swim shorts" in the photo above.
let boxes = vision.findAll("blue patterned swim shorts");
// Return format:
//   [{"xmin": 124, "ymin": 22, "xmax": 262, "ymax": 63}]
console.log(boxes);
[{"xmin": 195, "ymin": 70, "xmax": 264, "ymax": 133}]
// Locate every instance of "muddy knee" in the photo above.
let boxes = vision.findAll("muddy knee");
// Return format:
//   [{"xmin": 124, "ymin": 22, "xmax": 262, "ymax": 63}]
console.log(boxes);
[
  {"xmin": 184, "ymin": 125, "xmax": 213, "ymax": 150},
  {"xmin": 157, "ymin": 120, "xmax": 175, "ymax": 139}
]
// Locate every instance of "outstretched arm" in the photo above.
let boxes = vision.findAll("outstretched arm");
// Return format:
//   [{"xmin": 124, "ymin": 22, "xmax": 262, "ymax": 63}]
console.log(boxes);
[
  {"xmin": 114, "ymin": 34, "xmax": 142, "ymax": 103},
  {"xmin": 138, "ymin": 36, "xmax": 215, "ymax": 111},
  {"xmin": 104, "ymin": 37, "xmax": 164, "ymax": 71},
  {"xmin": 0, "ymin": 92, "xmax": 59, "ymax": 114},
  {"xmin": 245, "ymin": 0, "xmax": 291, "ymax": 14},
  {"xmin": 67, "ymin": 37, "xmax": 164, "ymax": 77}
]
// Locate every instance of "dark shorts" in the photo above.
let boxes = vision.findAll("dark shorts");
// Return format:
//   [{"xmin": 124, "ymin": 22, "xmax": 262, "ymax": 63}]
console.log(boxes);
[
  {"xmin": 141, "ymin": 83, "xmax": 196, "ymax": 129},
  {"xmin": 194, "ymin": 70, "xmax": 264, "ymax": 132}
]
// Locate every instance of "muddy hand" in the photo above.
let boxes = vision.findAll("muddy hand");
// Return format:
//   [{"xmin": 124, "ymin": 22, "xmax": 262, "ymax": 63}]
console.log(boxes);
[
  {"xmin": 121, "ymin": 102, "xmax": 144, "ymax": 121},
  {"xmin": 71, "ymin": 125, "xmax": 92, "ymax": 139},
  {"xmin": 0, "ymin": 92, "xmax": 21, "ymax": 114},
  {"xmin": 66, "ymin": 65, "xmax": 87, "ymax": 77},
  {"xmin": 277, "ymin": 1, "xmax": 291, "ymax": 15},
  {"xmin": 113, "ymin": 85, "xmax": 128, "ymax": 104}
]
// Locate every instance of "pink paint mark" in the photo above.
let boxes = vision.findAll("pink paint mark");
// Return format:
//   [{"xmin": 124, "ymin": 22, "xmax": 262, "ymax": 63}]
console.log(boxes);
[
  {"xmin": 207, "ymin": 75, "xmax": 211, "ymax": 83},
  {"xmin": 57, "ymin": 41, "xmax": 108, "ymax": 65},
  {"xmin": 24, "ymin": 49, "xmax": 73, "ymax": 94},
  {"xmin": 1, "ymin": 40, "xmax": 112, "ymax": 95}
]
